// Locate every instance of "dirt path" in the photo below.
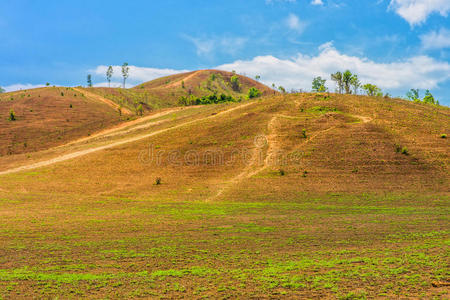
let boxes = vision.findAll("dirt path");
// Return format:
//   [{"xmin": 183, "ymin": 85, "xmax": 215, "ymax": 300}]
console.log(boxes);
[
  {"xmin": 0, "ymin": 101, "xmax": 256, "ymax": 176},
  {"xmin": 163, "ymin": 71, "xmax": 200, "ymax": 89},
  {"xmin": 65, "ymin": 107, "xmax": 186, "ymax": 146},
  {"xmin": 73, "ymin": 88, "xmax": 133, "ymax": 115},
  {"xmin": 210, "ymin": 112, "xmax": 374, "ymax": 200}
]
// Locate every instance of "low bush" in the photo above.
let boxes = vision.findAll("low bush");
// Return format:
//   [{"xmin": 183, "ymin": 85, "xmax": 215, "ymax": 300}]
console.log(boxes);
[
  {"xmin": 178, "ymin": 93, "xmax": 239, "ymax": 106},
  {"xmin": 8, "ymin": 109, "xmax": 16, "ymax": 121}
]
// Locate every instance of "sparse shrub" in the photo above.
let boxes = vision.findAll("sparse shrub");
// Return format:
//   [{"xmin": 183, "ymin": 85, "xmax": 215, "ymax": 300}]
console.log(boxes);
[
  {"xmin": 401, "ymin": 147, "xmax": 409, "ymax": 155},
  {"xmin": 230, "ymin": 75, "xmax": 241, "ymax": 92},
  {"xmin": 181, "ymin": 81, "xmax": 185, "ymax": 89},
  {"xmin": 302, "ymin": 170, "xmax": 308, "ymax": 177},
  {"xmin": 155, "ymin": 177, "xmax": 162, "ymax": 185},
  {"xmin": 61, "ymin": 92, "xmax": 64, "ymax": 96},
  {"xmin": 210, "ymin": 73, "xmax": 216, "ymax": 81},
  {"xmin": 302, "ymin": 129, "xmax": 307, "ymax": 138},
  {"xmin": 247, "ymin": 87, "xmax": 262, "ymax": 99},
  {"xmin": 279, "ymin": 169, "xmax": 285, "ymax": 176},
  {"xmin": 69, "ymin": 104, "xmax": 72, "ymax": 108},
  {"xmin": 441, "ymin": 134, "xmax": 447, "ymax": 139},
  {"xmin": 137, "ymin": 104, "xmax": 143, "ymax": 116},
  {"xmin": 8, "ymin": 109, "xmax": 16, "ymax": 121}
]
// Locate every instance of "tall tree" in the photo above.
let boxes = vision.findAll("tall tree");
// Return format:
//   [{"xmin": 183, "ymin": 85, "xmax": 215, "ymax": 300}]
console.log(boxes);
[
  {"xmin": 87, "ymin": 74, "xmax": 92, "ymax": 87},
  {"xmin": 330, "ymin": 71, "xmax": 343, "ymax": 94},
  {"xmin": 0, "ymin": 87, "xmax": 5, "ymax": 93},
  {"xmin": 106, "ymin": 66, "xmax": 114, "ymax": 88},
  {"xmin": 311, "ymin": 76, "xmax": 327, "ymax": 92},
  {"xmin": 350, "ymin": 74, "xmax": 361, "ymax": 95},
  {"xmin": 121, "ymin": 62, "xmax": 129, "ymax": 88},
  {"xmin": 343, "ymin": 70, "xmax": 352, "ymax": 94},
  {"xmin": 255, "ymin": 75, "xmax": 261, "ymax": 81}
]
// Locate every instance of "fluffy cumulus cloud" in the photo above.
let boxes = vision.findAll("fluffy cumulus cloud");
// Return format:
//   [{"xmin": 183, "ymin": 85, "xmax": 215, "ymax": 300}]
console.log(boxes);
[
  {"xmin": 217, "ymin": 42, "xmax": 450, "ymax": 93},
  {"xmin": 389, "ymin": 0, "xmax": 450, "ymax": 26},
  {"xmin": 420, "ymin": 28, "xmax": 450, "ymax": 49},
  {"xmin": 91, "ymin": 65, "xmax": 189, "ymax": 87},
  {"xmin": 311, "ymin": 0, "xmax": 324, "ymax": 5}
]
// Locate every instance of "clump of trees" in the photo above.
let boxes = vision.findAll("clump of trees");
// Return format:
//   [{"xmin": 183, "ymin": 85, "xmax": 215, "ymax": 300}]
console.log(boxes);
[
  {"xmin": 179, "ymin": 93, "xmax": 240, "ymax": 106},
  {"xmin": 312, "ymin": 76, "xmax": 327, "ymax": 92},
  {"xmin": 362, "ymin": 84, "xmax": 382, "ymax": 97},
  {"xmin": 330, "ymin": 70, "xmax": 363, "ymax": 95},
  {"xmin": 0, "ymin": 87, "xmax": 5, "ymax": 93},
  {"xmin": 406, "ymin": 89, "xmax": 439, "ymax": 105}
]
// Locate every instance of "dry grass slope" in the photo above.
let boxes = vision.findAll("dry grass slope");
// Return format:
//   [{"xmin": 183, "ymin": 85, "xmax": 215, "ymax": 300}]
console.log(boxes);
[{"xmin": 0, "ymin": 92, "xmax": 448, "ymax": 298}]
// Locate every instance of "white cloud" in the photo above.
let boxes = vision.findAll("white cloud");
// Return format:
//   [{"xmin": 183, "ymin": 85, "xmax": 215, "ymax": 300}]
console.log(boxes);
[
  {"xmin": 182, "ymin": 35, "xmax": 247, "ymax": 57},
  {"xmin": 420, "ymin": 28, "xmax": 450, "ymax": 49},
  {"xmin": 217, "ymin": 42, "xmax": 450, "ymax": 92},
  {"xmin": 389, "ymin": 0, "xmax": 450, "ymax": 26},
  {"xmin": 2, "ymin": 83, "xmax": 46, "ymax": 92},
  {"xmin": 311, "ymin": 0, "xmax": 324, "ymax": 5},
  {"xmin": 285, "ymin": 14, "xmax": 307, "ymax": 33},
  {"xmin": 91, "ymin": 65, "xmax": 189, "ymax": 84}
]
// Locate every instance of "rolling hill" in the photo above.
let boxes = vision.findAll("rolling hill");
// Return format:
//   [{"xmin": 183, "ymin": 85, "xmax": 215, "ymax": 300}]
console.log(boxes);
[
  {"xmin": 0, "ymin": 87, "xmax": 128, "ymax": 155},
  {"xmin": 82, "ymin": 69, "xmax": 276, "ymax": 113},
  {"xmin": 0, "ymin": 79, "xmax": 448, "ymax": 298}
]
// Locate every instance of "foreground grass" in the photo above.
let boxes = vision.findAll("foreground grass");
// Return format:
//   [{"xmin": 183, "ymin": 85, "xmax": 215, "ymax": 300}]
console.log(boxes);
[{"xmin": 0, "ymin": 192, "xmax": 448, "ymax": 299}]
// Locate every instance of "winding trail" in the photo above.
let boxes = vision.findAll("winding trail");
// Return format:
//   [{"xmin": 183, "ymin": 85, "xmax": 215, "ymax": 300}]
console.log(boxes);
[
  {"xmin": 209, "ymin": 111, "xmax": 373, "ymax": 200},
  {"xmin": 73, "ymin": 88, "xmax": 133, "ymax": 115},
  {"xmin": 0, "ymin": 102, "xmax": 256, "ymax": 176}
]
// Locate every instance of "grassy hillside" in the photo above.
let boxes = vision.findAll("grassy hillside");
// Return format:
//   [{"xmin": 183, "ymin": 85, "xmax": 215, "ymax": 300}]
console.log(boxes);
[
  {"xmin": 0, "ymin": 87, "xmax": 125, "ymax": 155},
  {"xmin": 84, "ymin": 70, "xmax": 275, "ymax": 113},
  {"xmin": 0, "ymin": 93, "xmax": 448, "ymax": 298}
]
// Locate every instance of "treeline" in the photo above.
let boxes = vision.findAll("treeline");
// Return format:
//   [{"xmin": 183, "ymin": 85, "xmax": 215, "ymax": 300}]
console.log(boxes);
[
  {"xmin": 178, "ymin": 93, "xmax": 241, "ymax": 106},
  {"xmin": 312, "ymin": 70, "xmax": 381, "ymax": 96},
  {"xmin": 311, "ymin": 70, "xmax": 440, "ymax": 105},
  {"xmin": 178, "ymin": 87, "xmax": 262, "ymax": 106}
]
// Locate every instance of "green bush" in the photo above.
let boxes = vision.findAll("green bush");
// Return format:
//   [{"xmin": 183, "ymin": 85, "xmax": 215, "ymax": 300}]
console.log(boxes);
[
  {"xmin": 279, "ymin": 169, "xmax": 285, "ymax": 176},
  {"xmin": 441, "ymin": 134, "xmax": 447, "ymax": 139},
  {"xmin": 401, "ymin": 147, "xmax": 409, "ymax": 155},
  {"xmin": 302, "ymin": 129, "xmax": 307, "ymax": 138},
  {"xmin": 247, "ymin": 87, "xmax": 262, "ymax": 99},
  {"xmin": 230, "ymin": 75, "xmax": 241, "ymax": 92},
  {"xmin": 178, "ymin": 93, "xmax": 239, "ymax": 106},
  {"xmin": 155, "ymin": 177, "xmax": 162, "ymax": 185},
  {"xmin": 8, "ymin": 109, "xmax": 16, "ymax": 121}
]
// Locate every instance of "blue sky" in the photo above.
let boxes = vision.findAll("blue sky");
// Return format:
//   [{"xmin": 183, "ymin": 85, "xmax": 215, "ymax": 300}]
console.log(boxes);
[{"xmin": 1, "ymin": 0, "xmax": 449, "ymax": 104}]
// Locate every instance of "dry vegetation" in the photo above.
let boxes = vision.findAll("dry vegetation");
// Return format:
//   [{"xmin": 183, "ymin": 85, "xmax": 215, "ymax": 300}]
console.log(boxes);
[
  {"xmin": 0, "ymin": 89, "xmax": 448, "ymax": 298},
  {"xmin": 0, "ymin": 87, "xmax": 125, "ymax": 156}
]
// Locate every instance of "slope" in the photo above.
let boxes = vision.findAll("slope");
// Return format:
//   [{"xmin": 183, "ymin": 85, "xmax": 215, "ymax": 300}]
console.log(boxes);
[
  {"xmin": 84, "ymin": 69, "xmax": 275, "ymax": 113},
  {"xmin": 0, "ymin": 93, "xmax": 448, "ymax": 299},
  {"xmin": 0, "ymin": 87, "xmax": 126, "ymax": 155}
]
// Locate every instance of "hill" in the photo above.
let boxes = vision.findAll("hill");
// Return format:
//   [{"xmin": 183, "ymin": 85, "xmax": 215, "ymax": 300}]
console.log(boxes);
[
  {"xmin": 0, "ymin": 87, "xmax": 128, "ymax": 155},
  {"xmin": 83, "ymin": 69, "xmax": 275, "ymax": 113},
  {"xmin": 0, "ymin": 92, "xmax": 448, "ymax": 298}
]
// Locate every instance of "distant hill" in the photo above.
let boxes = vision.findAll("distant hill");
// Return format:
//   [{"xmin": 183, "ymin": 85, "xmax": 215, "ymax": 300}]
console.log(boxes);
[
  {"xmin": 0, "ymin": 87, "xmax": 125, "ymax": 155},
  {"xmin": 83, "ymin": 70, "xmax": 275, "ymax": 113}
]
